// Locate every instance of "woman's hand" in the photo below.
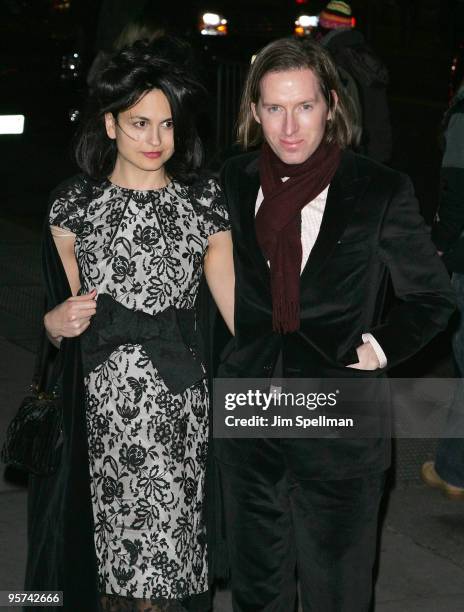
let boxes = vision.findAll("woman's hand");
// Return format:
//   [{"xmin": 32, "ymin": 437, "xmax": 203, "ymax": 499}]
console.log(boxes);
[{"xmin": 44, "ymin": 289, "xmax": 97, "ymax": 347}]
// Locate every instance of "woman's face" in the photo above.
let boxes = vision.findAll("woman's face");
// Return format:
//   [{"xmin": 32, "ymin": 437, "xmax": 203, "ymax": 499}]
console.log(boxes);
[{"xmin": 105, "ymin": 88, "xmax": 175, "ymax": 178}]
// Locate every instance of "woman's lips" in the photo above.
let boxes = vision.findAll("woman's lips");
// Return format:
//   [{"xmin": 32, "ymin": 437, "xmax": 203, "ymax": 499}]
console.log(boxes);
[{"xmin": 142, "ymin": 151, "xmax": 162, "ymax": 159}]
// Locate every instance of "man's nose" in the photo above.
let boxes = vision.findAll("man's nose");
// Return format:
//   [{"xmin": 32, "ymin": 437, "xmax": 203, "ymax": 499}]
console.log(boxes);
[{"xmin": 283, "ymin": 112, "xmax": 297, "ymax": 136}]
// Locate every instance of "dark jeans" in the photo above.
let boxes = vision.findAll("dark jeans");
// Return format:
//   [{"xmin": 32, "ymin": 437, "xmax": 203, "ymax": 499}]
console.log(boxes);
[
  {"xmin": 218, "ymin": 439, "xmax": 385, "ymax": 612},
  {"xmin": 436, "ymin": 273, "xmax": 464, "ymax": 487}
]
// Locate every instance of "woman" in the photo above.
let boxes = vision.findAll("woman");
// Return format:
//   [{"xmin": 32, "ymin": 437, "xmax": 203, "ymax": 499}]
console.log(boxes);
[{"xmin": 26, "ymin": 38, "xmax": 234, "ymax": 612}]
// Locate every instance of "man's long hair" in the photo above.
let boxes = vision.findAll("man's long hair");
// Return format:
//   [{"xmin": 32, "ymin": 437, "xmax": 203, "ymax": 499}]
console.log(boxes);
[{"xmin": 237, "ymin": 37, "xmax": 354, "ymax": 150}]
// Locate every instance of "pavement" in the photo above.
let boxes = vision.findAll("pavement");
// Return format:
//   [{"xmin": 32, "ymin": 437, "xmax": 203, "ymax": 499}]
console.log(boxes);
[{"xmin": 0, "ymin": 215, "xmax": 463, "ymax": 612}]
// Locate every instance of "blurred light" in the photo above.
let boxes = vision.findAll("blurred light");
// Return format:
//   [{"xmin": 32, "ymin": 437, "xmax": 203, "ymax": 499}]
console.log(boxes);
[
  {"xmin": 298, "ymin": 15, "xmax": 318, "ymax": 27},
  {"xmin": 0, "ymin": 115, "xmax": 25, "ymax": 135},
  {"xmin": 53, "ymin": 0, "xmax": 71, "ymax": 11},
  {"xmin": 203, "ymin": 12, "xmax": 221, "ymax": 26},
  {"xmin": 351, "ymin": 17, "xmax": 356, "ymax": 27},
  {"xmin": 294, "ymin": 14, "xmax": 318, "ymax": 36},
  {"xmin": 61, "ymin": 51, "xmax": 82, "ymax": 80},
  {"xmin": 69, "ymin": 109, "xmax": 80, "ymax": 123},
  {"xmin": 295, "ymin": 0, "xmax": 308, "ymax": 4},
  {"xmin": 200, "ymin": 12, "xmax": 228, "ymax": 36}
]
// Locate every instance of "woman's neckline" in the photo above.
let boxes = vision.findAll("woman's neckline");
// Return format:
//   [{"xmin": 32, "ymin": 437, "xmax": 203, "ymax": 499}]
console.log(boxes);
[{"xmin": 103, "ymin": 177, "xmax": 174, "ymax": 194}]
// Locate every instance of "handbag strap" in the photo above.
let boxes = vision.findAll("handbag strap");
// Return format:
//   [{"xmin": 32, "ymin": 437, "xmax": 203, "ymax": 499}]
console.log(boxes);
[{"xmin": 32, "ymin": 325, "xmax": 64, "ymax": 397}]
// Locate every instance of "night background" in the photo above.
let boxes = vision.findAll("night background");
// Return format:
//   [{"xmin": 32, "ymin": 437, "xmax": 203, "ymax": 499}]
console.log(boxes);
[
  {"xmin": 1, "ymin": 0, "xmax": 464, "ymax": 222},
  {"xmin": 1, "ymin": 1, "xmax": 464, "ymax": 609}
]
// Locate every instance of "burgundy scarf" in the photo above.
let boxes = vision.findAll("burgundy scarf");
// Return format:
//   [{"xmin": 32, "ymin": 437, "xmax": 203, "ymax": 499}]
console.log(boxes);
[{"xmin": 255, "ymin": 140, "xmax": 341, "ymax": 333}]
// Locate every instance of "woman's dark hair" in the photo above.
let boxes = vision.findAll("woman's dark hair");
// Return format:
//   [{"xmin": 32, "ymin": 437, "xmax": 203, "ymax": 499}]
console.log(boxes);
[{"xmin": 75, "ymin": 37, "xmax": 204, "ymax": 183}]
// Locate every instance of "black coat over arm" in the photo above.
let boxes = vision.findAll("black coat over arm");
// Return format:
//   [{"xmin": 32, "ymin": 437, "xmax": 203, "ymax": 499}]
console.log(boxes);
[{"xmin": 25, "ymin": 180, "xmax": 99, "ymax": 612}]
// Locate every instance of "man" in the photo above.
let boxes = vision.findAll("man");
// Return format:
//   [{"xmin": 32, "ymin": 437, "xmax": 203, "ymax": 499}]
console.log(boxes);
[
  {"xmin": 215, "ymin": 38, "xmax": 455, "ymax": 611},
  {"xmin": 421, "ymin": 79, "xmax": 464, "ymax": 500},
  {"xmin": 317, "ymin": 1, "xmax": 392, "ymax": 163}
]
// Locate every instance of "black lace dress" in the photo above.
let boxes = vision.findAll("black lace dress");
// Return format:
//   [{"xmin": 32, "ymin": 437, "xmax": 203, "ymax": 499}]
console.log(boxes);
[{"xmin": 48, "ymin": 176, "xmax": 229, "ymax": 611}]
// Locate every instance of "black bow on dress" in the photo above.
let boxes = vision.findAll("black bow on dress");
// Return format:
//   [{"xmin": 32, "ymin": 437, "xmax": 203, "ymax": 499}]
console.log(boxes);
[{"xmin": 80, "ymin": 293, "xmax": 204, "ymax": 395}]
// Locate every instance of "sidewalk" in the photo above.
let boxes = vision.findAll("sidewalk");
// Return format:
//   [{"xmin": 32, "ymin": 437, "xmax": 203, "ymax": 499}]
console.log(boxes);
[{"xmin": 0, "ymin": 217, "xmax": 463, "ymax": 611}]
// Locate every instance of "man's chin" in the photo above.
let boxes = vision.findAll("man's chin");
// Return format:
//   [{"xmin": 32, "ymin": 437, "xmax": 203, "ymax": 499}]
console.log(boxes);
[
  {"xmin": 269, "ymin": 144, "xmax": 310, "ymax": 165},
  {"xmin": 278, "ymin": 151, "xmax": 309, "ymax": 165}
]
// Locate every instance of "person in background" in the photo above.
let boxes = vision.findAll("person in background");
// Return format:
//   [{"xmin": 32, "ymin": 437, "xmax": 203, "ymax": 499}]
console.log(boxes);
[
  {"xmin": 422, "ymin": 79, "xmax": 464, "ymax": 500},
  {"xmin": 26, "ymin": 38, "xmax": 234, "ymax": 611},
  {"xmin": 316, "ymin": 0, "xmax": 393, "ymax": 163}
]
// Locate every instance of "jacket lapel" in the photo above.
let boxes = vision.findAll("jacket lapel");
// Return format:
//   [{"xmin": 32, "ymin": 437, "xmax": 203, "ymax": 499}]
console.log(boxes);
[
  {"xmin": 300, "ymin": 150, "xmax": 370, "ymax": 283},
  {"xmin": 240, "ymin": 154, "xmax": 270, "ymax": 278}
]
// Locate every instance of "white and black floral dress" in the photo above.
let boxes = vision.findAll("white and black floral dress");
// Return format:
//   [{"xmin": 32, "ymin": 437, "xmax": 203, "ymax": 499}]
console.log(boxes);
[{"xmin": 49, "ymin": 176, "xmax": 229, "ymax": 610}]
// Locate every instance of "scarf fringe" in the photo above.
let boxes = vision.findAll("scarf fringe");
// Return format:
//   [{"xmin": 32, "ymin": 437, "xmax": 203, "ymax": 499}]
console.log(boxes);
[{"xmin": 272, "ymin": 293, "xmax": 300, "ymax": 334}]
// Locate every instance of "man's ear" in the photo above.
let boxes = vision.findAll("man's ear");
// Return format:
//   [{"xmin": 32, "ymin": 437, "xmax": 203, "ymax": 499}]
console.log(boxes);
[
  {"xmin": 251, "ymin": 102, "xmax": 261, "ymax": 125},
  {"xmin": 328, "ymin": 90, "xmax": 338, "ymax": 120},
  {"xmin": 104, "ymin": 113, "xmax": 117, "ymax": 139}
]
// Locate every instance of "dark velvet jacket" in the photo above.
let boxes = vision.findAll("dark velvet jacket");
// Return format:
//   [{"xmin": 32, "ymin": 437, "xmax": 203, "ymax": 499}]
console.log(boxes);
[{"xmin": 215, "ymin": 149, "xmax": 456, "ymax": 479}]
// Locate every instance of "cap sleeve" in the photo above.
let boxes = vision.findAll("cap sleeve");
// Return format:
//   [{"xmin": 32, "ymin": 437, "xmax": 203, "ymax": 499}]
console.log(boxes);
[
  {"xmin": 48, "ymin": 175, "xmax": 89, "ymax": 235},
  {"xmin": 189, "ymin": 177, "xmax": 230, "ymax": 239}
]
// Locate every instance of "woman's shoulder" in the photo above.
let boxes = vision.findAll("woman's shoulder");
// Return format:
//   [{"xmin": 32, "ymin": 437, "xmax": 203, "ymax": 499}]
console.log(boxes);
[
  {"xmin": 185, "ymin": 173, "xmax": 221, "ymax": 202},
  {"xmin": 182, "ymin": 174, "xmax": 230, "ymax": 233},
  {"xmin": 49, "ymin": 173, "xmax": 100, "ymax": 205},
  {"xmin": 48, "ymin": 174, "xmax": 102, "ymax": 232}
]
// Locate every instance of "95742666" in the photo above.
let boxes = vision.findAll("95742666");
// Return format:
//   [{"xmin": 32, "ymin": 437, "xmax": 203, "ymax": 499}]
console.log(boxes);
[{"xmin": 0, "ymin": 592, "xmax": 63, "ymax": 606}]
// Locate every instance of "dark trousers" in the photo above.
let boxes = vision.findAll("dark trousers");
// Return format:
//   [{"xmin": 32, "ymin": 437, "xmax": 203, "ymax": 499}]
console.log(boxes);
[{"xmin": 218, "ymin": 439, "xmax": 385, "ymax": 612}]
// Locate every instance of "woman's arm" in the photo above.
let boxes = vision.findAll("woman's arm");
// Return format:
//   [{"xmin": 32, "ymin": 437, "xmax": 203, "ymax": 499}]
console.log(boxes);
[
  {"xmin": 44, "ymin": 227, "xmax": 97, "ymax": 347},
  {"xmin": 204, "ymin": 230, "xmax": 235, "ymax": 335}
]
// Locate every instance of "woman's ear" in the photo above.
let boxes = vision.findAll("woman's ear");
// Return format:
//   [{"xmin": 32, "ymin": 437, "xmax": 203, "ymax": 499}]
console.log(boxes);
[{"xmin": 104, "ymin": 113, "xmax": 117, "ymax": 140}]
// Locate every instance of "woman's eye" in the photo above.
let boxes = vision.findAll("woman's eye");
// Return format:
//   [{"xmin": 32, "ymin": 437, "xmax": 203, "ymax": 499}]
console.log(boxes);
[
  {"xmin": 162, "ymin": 120, "xmax": 174, "ymax": 129},
  {"xmin": 134, "ymin": 120, "xmax": 147, "ymax": 128}
]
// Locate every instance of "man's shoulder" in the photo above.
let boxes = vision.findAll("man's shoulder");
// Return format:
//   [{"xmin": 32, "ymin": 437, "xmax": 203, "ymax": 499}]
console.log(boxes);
[
  {"xmin": 221, "ymin": 150, "xmax": 259, "ymax": 178},
  {"xmin": 343, "ymin": 149, "xmax": 405, "ymax": 185}
]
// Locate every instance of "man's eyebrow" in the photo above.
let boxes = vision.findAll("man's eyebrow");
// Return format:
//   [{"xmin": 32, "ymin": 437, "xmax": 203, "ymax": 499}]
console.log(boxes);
[{"xmin": 261, "ymin": 99, "xmax": 317, "ymax": 106}]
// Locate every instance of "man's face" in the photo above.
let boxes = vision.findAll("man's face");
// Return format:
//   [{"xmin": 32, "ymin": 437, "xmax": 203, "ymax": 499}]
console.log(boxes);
[{"xmin": 252, "ymin": 68, "xmax": 335, "ymax": 164}]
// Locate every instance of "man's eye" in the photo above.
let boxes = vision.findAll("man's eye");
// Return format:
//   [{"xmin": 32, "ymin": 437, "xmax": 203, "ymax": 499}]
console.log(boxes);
[
  {"xmin": 301, "ymin": 104, "xmax": 313, "ymax": 110},
  {"xmin": 267, "ymin": 106, "xmax": 280, "ymax": 113}
]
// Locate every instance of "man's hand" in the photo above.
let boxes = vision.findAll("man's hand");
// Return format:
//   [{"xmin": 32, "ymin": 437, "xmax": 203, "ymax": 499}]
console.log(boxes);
[
  {"xmin": 346, "ymin": 342, "xmax": 380, "ymax": 370},
  {"xmin": 44, "ymin": 289, "xmax": 97, "ymax": 346}
]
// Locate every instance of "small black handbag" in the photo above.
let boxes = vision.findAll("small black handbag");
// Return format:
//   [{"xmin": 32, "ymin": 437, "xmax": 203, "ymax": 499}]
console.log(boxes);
[{"xmin": 1, "ymin": 331, "xmax": 63, "ymax": 476}]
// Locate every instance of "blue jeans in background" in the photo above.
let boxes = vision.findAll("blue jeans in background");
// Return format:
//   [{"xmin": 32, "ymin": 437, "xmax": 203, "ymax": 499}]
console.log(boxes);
[{"xmin": 435, "ymin": 273, "xmax": 464, "ymax": 487}]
